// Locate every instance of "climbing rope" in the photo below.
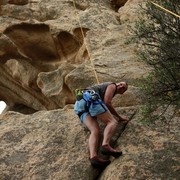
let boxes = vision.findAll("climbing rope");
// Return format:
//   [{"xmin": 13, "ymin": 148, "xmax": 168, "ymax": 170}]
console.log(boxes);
[
  {"xmin": 151, "ymin": 2, "xmax": 180, "ymax": 19},
  {"xmin": 72, "ymin": 0, "xmax": 180, "ymax": 85},
  {"xmin": 72, "ymin": 0, "xmax": 100, "ymax": 84}
]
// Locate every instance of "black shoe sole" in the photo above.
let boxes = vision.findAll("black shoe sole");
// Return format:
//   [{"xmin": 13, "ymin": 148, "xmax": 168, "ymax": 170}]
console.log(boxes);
[
  {"xmin": 90, "ymin": 160, "xmax": 111, "ymax": 168},
  {"xmin": 91, "ymin": 162, "xmax": 110, "ymax": 169},
  {"xmin": 101, "ymin": 147, "xmax": 122, "ymax": 158}
]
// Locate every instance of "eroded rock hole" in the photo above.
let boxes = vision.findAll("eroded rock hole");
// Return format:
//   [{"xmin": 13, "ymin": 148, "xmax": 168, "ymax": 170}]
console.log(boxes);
[{"xmin": 111, "ymin": 0, "xmax": 128, "ymax": 11}]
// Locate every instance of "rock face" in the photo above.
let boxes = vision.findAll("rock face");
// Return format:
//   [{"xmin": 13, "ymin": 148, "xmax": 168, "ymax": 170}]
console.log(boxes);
[
  {"xmin": 0, "ymin": 0, "xmax": 148, "ymax": 112},
  {"xmin": 0, "ymin": 107, "xmax": 179, "ymax": 179},
  {"xmin": 0, "ymin": 0, "xmax": 179, "ymax": 179}
]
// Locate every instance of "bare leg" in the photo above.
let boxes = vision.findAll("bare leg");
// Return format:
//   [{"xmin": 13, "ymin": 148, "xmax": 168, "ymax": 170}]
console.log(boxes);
[
  {"xmin": 84, "ymin": 114, "xmax": 111, "ymax": 167},
  {"xmin": 96, "ymin": 110, "xmax": 118, "ymax": 146},
  {"xmin": 96, "ymin": 111, "xmax": 122, "ymax": 158},
  {"xmin": 84, "ymin": 114, "xmax": 101, "ymax": 158}
]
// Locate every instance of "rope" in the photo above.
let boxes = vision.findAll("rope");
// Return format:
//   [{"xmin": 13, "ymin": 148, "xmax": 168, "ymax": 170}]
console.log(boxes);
[
  {"xmin": 72, "ymin": 1, "xmax": 180, "ymax": 84},
  {"xmin": 72, "ymin": 0, "xmax": 100, "ymax": 84},
  {"xmin": 151, "ymin": 2, "xmax": 180, "ymax": 19}
]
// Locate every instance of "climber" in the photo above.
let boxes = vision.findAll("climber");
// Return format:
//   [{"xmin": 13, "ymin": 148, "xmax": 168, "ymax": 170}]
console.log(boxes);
[{"xmin": 74, "ymin": 82, "xmax": 129, "ymax": 168}]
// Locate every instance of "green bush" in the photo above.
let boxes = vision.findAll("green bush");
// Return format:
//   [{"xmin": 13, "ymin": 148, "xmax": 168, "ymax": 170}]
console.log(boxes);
[{"xmin": 132, "ymin": 0, "xmax": 180, "ymax": 121}]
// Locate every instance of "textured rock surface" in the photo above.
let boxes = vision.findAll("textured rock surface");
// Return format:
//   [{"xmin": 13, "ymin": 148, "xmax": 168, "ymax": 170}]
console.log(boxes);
[
  {"xmin": 0, "ymin": 107, "xmax": 179, "ymax": 179},
  {"xmin": 99, "ymin": 113, "xmax": 180, "ymax": 179},
  {"xmin": 0, "ymin": 0, "xmax": 149, "ymax": 112},
  {"xmin": 0, "ymin": 0, "xmax": 179, "ymax": 179}
]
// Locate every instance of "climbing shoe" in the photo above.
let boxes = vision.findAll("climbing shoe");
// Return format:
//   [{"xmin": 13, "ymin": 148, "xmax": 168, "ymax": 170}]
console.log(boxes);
[
  {"xmin": 100, "ymin": 145, "xmax": 122, "ymax": 158},
  {"xmin": 90, "ymin": 156, "xmax": 111, "ymax": 168}
]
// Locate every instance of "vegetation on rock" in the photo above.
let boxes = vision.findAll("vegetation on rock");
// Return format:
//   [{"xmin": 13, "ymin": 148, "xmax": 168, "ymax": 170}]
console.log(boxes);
[{"xmin": 131, "ymin": 0, "xmax": 180, "ymax": 121}]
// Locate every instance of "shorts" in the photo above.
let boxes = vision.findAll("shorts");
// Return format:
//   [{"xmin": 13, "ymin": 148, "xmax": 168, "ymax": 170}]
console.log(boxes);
[{"xmin": 74, "ymin": 98, "xmax": 108, "ymax": 123}]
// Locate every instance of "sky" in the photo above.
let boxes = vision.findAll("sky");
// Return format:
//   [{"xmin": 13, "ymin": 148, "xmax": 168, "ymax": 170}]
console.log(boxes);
[{"xmin": 0, "ymin": 101, "xmax": 6, "ymax": 114}]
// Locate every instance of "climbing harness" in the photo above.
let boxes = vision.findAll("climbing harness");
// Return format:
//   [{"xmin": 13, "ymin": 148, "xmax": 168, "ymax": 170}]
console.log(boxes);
[
  {"xmin": 75, "ymin": 88, "xmax": 106, "ymax": 118},
  {"xmin": 83, "ymin": 90, "xmax": 102, "ymax": 107},
  {"xmin": 75, "ymin": 89, "xmax": 101, "ymax": 104}
]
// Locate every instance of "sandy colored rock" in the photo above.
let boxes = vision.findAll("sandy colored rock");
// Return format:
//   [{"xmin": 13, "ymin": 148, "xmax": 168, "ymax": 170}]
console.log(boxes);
[{"xmin": 0, "ymin": 0, "xmax": 179, "ymax": 179}]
